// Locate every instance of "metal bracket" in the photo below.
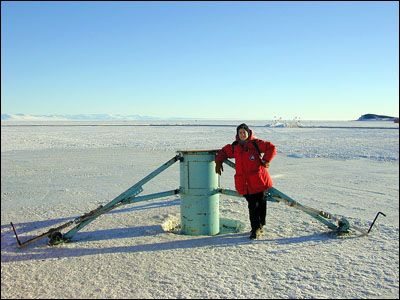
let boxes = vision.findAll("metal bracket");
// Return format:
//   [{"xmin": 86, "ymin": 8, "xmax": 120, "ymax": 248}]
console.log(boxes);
[{"xmin": 368, "ymin": 212, "xmax": 386, "ymax": 233}]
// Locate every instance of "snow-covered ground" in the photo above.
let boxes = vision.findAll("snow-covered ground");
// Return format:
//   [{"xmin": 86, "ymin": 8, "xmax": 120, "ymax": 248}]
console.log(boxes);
[{"xmin": 1, "ymin": 120, "xmax": 399, "ymax": 299}]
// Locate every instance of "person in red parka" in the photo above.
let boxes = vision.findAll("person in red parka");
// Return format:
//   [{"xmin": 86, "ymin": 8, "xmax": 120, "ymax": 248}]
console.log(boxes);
[{"xmin": 215, "ymin": 123, "xmax": 276, "ymax": 239}]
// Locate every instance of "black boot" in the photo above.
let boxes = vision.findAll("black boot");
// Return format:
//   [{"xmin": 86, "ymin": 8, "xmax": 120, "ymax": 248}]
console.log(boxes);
[{"xmin": 250, "ymin": 228, "xmax": 262, "ymax": 240}]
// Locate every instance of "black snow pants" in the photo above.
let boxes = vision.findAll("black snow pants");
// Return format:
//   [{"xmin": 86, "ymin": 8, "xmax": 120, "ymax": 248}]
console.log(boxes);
[{"xmin": 244, "ymin": 191, "xmax": 267, "ymax": 233}]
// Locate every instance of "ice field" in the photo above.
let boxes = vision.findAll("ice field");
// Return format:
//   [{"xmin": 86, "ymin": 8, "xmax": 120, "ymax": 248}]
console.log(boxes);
[{"xmin": 1, "ymin": 120, "xmax": 399, "ymax": 299}]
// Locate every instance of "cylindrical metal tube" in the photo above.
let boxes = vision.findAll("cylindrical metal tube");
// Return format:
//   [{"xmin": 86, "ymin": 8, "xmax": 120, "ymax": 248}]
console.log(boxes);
[{"xmin": 178, "ymin": 150, "xmax": 220, "ymax": 235}]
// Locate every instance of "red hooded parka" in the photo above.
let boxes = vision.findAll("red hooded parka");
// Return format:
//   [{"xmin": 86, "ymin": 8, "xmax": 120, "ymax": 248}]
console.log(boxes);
[{"xmin": 215, "ymin": 130, "xmax": 276, "ymax": 195}]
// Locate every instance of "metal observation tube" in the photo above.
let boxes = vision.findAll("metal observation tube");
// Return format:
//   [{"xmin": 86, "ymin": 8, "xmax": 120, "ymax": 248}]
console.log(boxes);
[{"xmin": 178, "ymin": 150, "xmax": 220, "ymax": 235}]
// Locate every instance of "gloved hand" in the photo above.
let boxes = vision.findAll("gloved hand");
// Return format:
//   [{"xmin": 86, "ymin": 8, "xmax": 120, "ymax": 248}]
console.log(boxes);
[
  {"xmin": 215, "ymin": 160, "xmax": 224, "ymax": 175},
  {"xmin": 260, "ymin": 159, "xmax": 270, "ymax": 168}
]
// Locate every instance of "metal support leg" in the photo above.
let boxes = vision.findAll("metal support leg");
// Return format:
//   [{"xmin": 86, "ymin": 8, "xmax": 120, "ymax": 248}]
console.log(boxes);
[
  {"xmin": 267, "ymin": 187, "xmax": 350, "ymax": 233},
  {"xmin": 222, "ymin": 159, "xmax": 350, "ymax": 234},
  {"xmin": 61, "ymin": 155, "xmax": 181, "ymax": 241}
]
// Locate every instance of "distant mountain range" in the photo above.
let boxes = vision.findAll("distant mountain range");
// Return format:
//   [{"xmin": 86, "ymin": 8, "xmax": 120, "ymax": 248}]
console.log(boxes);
[
  {"xmin": 2, "ymin": 113, "xmax": 399, "ymax": 122},
  {"xmin": 1, "ymin": 113, "xmax": 191, "ymax": 121},
  {"xmin": 357, "ymin": 114, "xmax": 398, "ymax": 121}
]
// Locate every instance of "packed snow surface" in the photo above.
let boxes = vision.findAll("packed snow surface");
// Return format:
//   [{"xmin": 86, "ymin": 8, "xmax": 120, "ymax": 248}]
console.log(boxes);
[{"xmin": 1, "ymin": 120, "xmax": 399, "ymax": 299}]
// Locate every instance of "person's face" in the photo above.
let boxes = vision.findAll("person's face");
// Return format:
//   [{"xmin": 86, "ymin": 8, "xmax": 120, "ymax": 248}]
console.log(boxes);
[{"xmin": 238, "ymin": 128, "xmax": 249, "ymax": 141}]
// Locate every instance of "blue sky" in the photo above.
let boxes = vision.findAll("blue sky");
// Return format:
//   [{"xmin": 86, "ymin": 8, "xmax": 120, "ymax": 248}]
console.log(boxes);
[{"xmin": 1, "ymin": 1, "xmax": 399, "ymax": 120}]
